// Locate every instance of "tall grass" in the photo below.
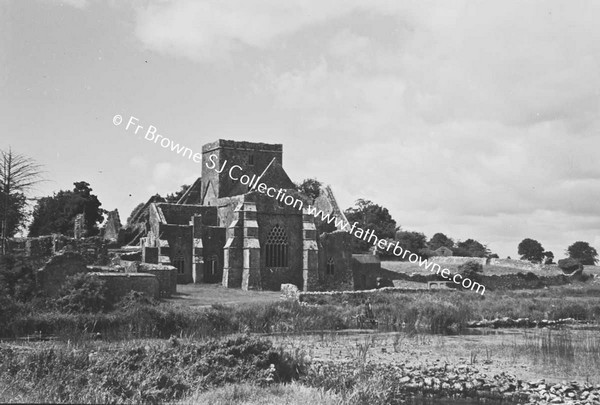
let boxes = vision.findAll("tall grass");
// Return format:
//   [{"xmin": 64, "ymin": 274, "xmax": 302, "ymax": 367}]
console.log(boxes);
[
  {"xmin": 504, "ymin": 329, "xmax": 600, "ymax": 380},
  {"xmin": 0, "ymin": 334, "xmax": 308, "ymax": 404}
]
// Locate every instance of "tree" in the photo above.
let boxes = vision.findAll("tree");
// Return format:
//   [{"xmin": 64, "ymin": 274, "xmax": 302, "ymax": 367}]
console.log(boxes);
[
  {"xmin": 395, "ymin": 231, "xmax": 428, "ymax": 259},
  {"xmin": 295, "ymin": 178, "xmax": 322, "ymax": 204},
  {"xmin": 29, "ymin": 181, "xmax": 105, "ymax": 237},
  {"xmin": 454, "ymin": 239, "xmax": 490, "ymax": 258},
  {"xmin": 543, "ymin": 251, "xmax": 554, "ymax": 265},
  {"xmin": 344, "ymin": 199, "xmax": 397, "ymax": 253},
  {"xmin": 567, "ymin": 241, "xmax": 598, "ymax": 265},
  {"xmin": 165, "ymin": 184, "xmax": 190, "ymax": 203},
  {"xmin": 125, "ymin": 202, "xmax": 146, "ymax": 228},
  {"xmin": 518, "ymin": 238, "xmax": 545, "ymax": 263},
  {"xmin": 0, "ymin": 148, "xmax": 43, "ymax": 253},
  {"xmin": 0, "ymin": 192, "xmax": 27, "ymax": 239},
  {"xmin": 429, "ymin": 233, "xmax": 454, "ymax": 251}
]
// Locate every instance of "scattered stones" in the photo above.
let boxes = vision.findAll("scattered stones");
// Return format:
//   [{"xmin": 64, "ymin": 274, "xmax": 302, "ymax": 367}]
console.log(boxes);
[
  {"xmin": 467, "ymin": 317, "xmax": 582, "ymax": 329},
  {"xmin": 311, "ymin": 360, "xmax": 600, "ymax": 404}
]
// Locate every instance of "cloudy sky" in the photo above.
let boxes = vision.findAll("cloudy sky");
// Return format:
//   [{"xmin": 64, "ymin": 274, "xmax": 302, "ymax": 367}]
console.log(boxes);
[{"xmin": 1, "ymin": 0, "xmax": 599, "ymax": 259}]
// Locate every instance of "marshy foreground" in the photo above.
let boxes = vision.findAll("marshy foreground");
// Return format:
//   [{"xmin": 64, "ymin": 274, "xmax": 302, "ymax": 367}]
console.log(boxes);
[{"xmin": 1, "ymin": 284, "xmax": 600, "ymax": 404}]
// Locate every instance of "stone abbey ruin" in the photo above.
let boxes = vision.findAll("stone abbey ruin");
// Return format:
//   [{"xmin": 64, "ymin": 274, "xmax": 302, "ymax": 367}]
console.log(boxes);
[
  {"xmin": 5, "ymin": 139, "xmax": 582, "ymax": 304},
  {"xmin": 5, "ymin": 139, "xmax": 384, "ymax": 302}
]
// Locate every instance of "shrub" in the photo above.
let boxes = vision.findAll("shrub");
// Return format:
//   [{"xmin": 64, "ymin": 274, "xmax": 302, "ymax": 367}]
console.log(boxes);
[
  {"xmin": 456, "ymin": 260, "xmax": 483, "ymax": 285},
  {"xmin": 117, "ymin": 290, "xmax": 157, "ymax": 310},
  {"xmin": 0, "ymin": 255, "xmax": 37, "ymax": 302},
  {"xmin": 55, "ymin": 273, "xmax": 110, "ymax": 313},
  {"xmin": 558, "ymin": 258, "xmax": 583, "ymax": 274},
  {"xmin": 0, "ymin": 335, "xmax": 308, "ymax": 404}
]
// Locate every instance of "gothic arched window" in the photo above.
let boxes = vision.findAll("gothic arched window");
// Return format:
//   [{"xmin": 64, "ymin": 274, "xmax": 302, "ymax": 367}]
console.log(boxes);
[
  {"xmin": 265, "ymin": 225, "xmax": 289, "ymax": 267},
  {"xmin": 326, "ymin": 257, "xmax": 335, "ymax": 275}
]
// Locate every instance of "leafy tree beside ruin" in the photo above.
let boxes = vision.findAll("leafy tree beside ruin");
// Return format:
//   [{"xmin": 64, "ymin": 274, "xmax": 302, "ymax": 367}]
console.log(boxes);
[
  {"xmin": 344, "ymin": 199, "xmax": 397, "ymax": 253},
  {"xmin": 29, "ymin": 181, "xmax": 105, "ymax": 237},
  {"xmin": 567, "ymin": 241, "xmax": 598, "ymax": 265},
  {"xmin": 518, "ymin": 238, "xmax": 545, "ymax": 263},
  {"xmin": 295, "ymin": 178, "xmax": 322, "ymax": 204}
]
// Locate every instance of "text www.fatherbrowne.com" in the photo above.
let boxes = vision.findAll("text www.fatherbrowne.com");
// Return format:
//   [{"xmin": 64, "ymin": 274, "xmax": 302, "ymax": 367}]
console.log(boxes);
[{"xmin": 113, "ymin": 113, "xmax": 485, "ymax": 295}]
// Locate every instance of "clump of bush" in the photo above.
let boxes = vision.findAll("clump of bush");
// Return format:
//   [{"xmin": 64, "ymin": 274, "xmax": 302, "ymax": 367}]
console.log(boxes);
[
  {"xmin": 558, "ymin": 258, "xmax": 583, "ymax": 274},
  {"xmin": 0, "ymin": 334, "xmax": 307, "ymax": 404},
  {"xmin": 55, "ymin": 273, "xmax": 110, "ymax": 313}
]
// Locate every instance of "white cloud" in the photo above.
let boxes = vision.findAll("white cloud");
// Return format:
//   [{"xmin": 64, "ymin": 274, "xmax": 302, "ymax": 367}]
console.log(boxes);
[{"xmin": 128, "ymin": 0, "xmax": 600, "ymax": 257}]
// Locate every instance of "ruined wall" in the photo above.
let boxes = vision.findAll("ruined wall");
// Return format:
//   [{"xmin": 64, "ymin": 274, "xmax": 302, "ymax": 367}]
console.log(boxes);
[
  {"xmin": 90, "ymin": 272, "xmax": 159, "ymax": 302},
  {"xmin": 201, "ymin": 226, "xmax": 226, "ymax": 283},
  {"xmin": 157, "ymin": 204, "xmax": 217, "ymax": 226},
  {"xmin": 352, "ymin": 255, "xmax": 380, "ymax": 290},
  {"xmin": 158, "ymin": 224, "xmax": 194, "ymax": 284},
  {"xmin": 137, "ymin": 263, "xmax": 178, "ymax": 297},
  {"xmin": 119, "ymin": 260, "xmax": 177, "ymax": 297},
  {"xmin": 255, "ymin": 194, "xmax": 304, "ymax": 291},
  {"xmin": 317, "ymin": 231, "xmax": 354, "ymax": 291},
  {"xmin": 430, "ymin": 256, "xmax": 487, "ymax": 266},
  {"xmin": 37, "ymin": 252, "xmax": 88, "ymax": 297},
  {"xmin": 9, "ymin": 235, "xmax": 109, "ymax": 267},
  {"xmin": 103, "ymin": 209, "xmax": 122, "ymax": 242}
]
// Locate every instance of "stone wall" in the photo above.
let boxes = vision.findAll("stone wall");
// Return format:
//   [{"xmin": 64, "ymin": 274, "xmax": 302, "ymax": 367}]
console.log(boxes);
[
  {"xmin": 90, "ymin": 272, "xmax": 159, "ymax": 302},
  {"xmin": 385, "ymin": 270, "xmax": 571, "ymax": 291},
  {"xmin": 488, "ymin": 258, "xmax": 543, "ymax": 271},
  {"xmin": 295, "ymin": 285, "xmax": 428, "ymax": 303},
  {"xmin": 430, "ymin": 256, "xmax": 487, "ymax": 266},
  {"xmin": 37, "ymin": 252, "xmax": 88, "ymax": 297},
  {"xmin": 8, "ymin": 235, "xmax": 110, "ymax": 267},
  {"xmin": 317, "ymin": 231, "xmax": 354, "ymax": 291},
  {"xmin": 352, "ymin": 254, "xmax": 381, "ymax": 290},
  {"xmin": 256, "ymin": 194, "xmax": 304, "ymax": 291},
  {"xmin": 119, "ymin": 260, "xmax": 177, "ymax": 297},
  {"xmin": 137, "ymin": 263, "xmax": 178, "ymax": 297}
]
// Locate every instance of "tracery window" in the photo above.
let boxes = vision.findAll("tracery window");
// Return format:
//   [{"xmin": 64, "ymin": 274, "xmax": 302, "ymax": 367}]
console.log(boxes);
[{"xmin": 265, "ymin": 225, "xmax": 289, "ymax": 267}]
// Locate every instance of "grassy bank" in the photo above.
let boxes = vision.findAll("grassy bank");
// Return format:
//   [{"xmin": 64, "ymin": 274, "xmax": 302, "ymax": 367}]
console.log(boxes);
[{"xmin": 2, "ymin": 284, "xmax": 600, "ymax": 341}]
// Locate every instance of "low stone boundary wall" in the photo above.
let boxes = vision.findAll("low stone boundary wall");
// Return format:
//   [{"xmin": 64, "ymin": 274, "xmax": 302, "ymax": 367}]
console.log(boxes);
[
  {"xmin": 280, "ymin": 284, "xmax": 438, "ymax": 304},
  {"xmin": 89, "ymin": 272, "xmax": 159, "ymax": 302},
  {"xmin": 429, "ymin": 256, "xmax": 487, "ymax": 266},
  {"xmin": 488, "ymin": 258, "xmax": 543, "ymax": 271}
]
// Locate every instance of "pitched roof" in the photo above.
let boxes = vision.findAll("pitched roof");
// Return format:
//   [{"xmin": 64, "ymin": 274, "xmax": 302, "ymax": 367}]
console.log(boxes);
[{"xmin": 177, "ymin": 177, "xmax": 202, "ymax": 205}]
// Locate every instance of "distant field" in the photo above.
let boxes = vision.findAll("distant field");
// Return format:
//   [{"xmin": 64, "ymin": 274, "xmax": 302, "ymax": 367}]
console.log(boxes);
[
  {"xmin": 381, "ymin": 260, "xmax": 565, "ymax": 276},
  {"xmin": 584, "ymin": 265, "xmax": 600, "ymax": 276}
]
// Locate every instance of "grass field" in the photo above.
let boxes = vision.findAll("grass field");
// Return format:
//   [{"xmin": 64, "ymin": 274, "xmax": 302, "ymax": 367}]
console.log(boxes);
[{"xmin": 164, "ymin": 284, "xmax": 281, "ymax": 308}]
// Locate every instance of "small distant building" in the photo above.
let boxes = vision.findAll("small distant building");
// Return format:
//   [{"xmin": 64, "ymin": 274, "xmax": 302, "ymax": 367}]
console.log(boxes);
[{"xmin": 434, "ymin": 246, "xmax": 453, "ymax": 257}]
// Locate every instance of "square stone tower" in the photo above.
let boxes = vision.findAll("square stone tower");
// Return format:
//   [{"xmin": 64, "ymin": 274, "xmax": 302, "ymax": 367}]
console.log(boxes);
[{"xmin": 201, "ymin": 140, "xmax": 283, "ymax": 204}]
